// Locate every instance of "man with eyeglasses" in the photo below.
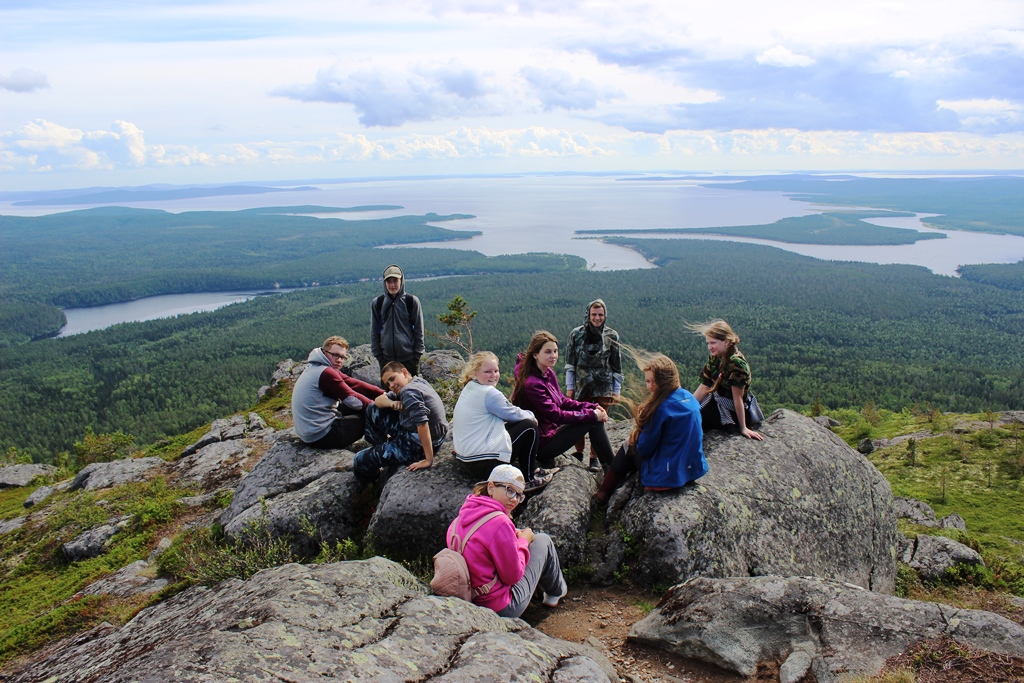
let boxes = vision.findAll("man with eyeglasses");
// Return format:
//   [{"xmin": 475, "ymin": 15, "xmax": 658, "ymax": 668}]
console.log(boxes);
[{"xmin": 292, "ymin": 336, "xmax": 384, "ymax": 450}]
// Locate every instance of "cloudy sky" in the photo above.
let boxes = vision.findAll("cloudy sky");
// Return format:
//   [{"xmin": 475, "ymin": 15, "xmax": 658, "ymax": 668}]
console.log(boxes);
[{"xmin": 2, "ymin": 0, "xmax": 1023, "ymax": 189}]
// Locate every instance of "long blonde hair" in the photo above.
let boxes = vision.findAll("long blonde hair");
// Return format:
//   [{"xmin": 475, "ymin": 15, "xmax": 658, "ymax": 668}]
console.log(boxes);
[
  {"xmin": 686, "ymin": 319, "xmax": 740, "ymax": 393},
  {"xmin": 460, "ymin": 351, "xmax": 499, "ymax": 386},
  {"xmin": 629, "ymin": 352, "xmax": 681, "ymax": 446}
]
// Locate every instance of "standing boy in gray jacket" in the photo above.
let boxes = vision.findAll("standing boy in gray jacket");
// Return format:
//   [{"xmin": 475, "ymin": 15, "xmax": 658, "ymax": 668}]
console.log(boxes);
[
  {"xmin": 370, "ymin": 264, "xmax": 424, "ymax": 376},
  {"xmin": 352, "ymin": 361, "xmax": 449, "ymax": 481}
]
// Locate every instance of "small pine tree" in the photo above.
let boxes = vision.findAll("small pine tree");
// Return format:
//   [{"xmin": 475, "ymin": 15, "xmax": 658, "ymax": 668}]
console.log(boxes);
[{"xmin": 432, "ymin": 295, "xmax": 477, "ymax": 357}]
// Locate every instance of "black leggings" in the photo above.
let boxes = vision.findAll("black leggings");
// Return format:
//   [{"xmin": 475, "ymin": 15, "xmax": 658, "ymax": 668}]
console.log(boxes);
[
  {"xmin": 608, "ymin": 442, "xmax": 643, "ymax": 478},
  {"xmin": 538, "ymin": 421, "xmax": 613, "ymax": 468},
  {"xmin": 457, "ymin": 419, "xmax": 538, "ymax": 480}
]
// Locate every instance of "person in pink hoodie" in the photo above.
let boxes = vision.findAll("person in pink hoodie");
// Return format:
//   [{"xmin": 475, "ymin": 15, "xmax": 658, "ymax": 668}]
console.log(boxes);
[{"xmin": 448, "ymin": 464, "xmax": 567, "ymax": 617}]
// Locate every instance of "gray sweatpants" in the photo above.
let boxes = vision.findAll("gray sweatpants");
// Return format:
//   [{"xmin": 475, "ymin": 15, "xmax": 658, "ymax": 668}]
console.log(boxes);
[{"xmin": 497, "ymin": 532, "xmax": 566, "ymax": 618}]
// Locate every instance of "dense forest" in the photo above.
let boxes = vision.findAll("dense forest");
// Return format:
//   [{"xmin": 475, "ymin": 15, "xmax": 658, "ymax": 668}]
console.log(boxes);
[
  {"xmin": 958, "ymin": 260, "xmax": 1024, "ymax": 291},
  {"xmin": 0, "ymin": 206, "xmax": 584, "ymax": 346},
  {"xmin": 3, "ymin": 238, "xmax": 1024, "ymax": 462},
  {"xmin": 706, "ymin": 174, "xmax": 1024, "ymax": 237},
  {"xmin": 578, "ymin": 210, "xmax": 942, "ymax": 245}
]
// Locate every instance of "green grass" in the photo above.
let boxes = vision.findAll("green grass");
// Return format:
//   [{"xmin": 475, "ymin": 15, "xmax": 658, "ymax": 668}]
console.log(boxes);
[{"xmin": 0, "ymin": 477, "xmax": 196, "ymax": 665}]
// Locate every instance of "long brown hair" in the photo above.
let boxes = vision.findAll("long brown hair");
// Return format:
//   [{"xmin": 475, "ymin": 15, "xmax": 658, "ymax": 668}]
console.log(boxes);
[
  {"xmin": 686, "ymin": 319, "xmax": 740, "ymax": 393},
  {"xmin": 511, "ymin": 331, "xmax": 558, "ymax": 404},
  {"xmin": 629, "ymin": 353, "xmax": 680, "ymax": 446}
]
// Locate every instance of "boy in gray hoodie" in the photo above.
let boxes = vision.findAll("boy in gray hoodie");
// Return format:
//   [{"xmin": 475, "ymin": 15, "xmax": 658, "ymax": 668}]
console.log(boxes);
[
  {"xmin": 370, "ymin": 264, "xmax": 424, "ymax": 376},
  {"xmin": 352, "ymin": 361, "xmax": 449, "ymax": 481}
]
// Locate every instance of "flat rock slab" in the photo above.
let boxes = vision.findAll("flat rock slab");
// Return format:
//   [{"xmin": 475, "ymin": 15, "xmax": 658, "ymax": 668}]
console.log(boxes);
[
  {"xmin": 1, "ymin": 516, "xmax": 27, "ymax": 535},
  {"xmin": 69, "ymin": 458, "xmax": 165, "ymax": 492},
  {"xmin": 13, "ymin": 557, "xmax": 615, "ymax": 683},
  {"xmin": 76, "ymin": 560, "xmax": 168, "ymax": 599},
  {"xmin": 608, "ymin": 409, "xmax": 899, "ymax": 592},
  {"xmin": 171, "ymin": 439, "xmax": 250, "ymax": 489},
  {"xmin": 23, "ymin": 485, "xmax": 55, "ymax": 508},
  {"xmin": 629, "ymin": 575, "xmax": 1024, "ymax": 682},
  {"xmin": 0, "ymin": 464, "xmax": 56, "ymax": 488}
]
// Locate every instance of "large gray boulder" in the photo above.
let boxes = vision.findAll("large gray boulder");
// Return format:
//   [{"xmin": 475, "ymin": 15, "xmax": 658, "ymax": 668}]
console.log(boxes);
[
  {"xmin": 219, "ymin": 438, "xmax": 359, "ymax": 555},
  {"xmin": 420, "ymin": 349, "xmax": 465, "ymax": 384},
  {"xmin": 341, "ymin": 343, "xmax": 382, "ymax": 387},
  {"xmin": 0, "ymin": 463, "xmax": 56, "ymax": 488},
  {"xmin": 903, "ymin": 533, "xmax": 984, "ymax": 581},
  {"xmin": 364, "ymin": 447, "xmax": 477, "ymax": 559},
  {"xmin": 68, "ymin": 458, "xmax": 165, "ymax": 492},
  {"xmin": 224, "ymin": 471, "xmax": 365, "ymax": 556},
  {"xmin": 219, "ymin": 438, "xmax": 352, "ymax": 529},
  {"xmin": 518, "ymin": 460, "xmax": 597, "ymax": 567},
  {"xmin": 607, "ymin": 409, "xmax": 899, "ymax": 592},
  {"xmin": 629, "ymin": 575, "xmax": 1024, "ymax": 682},
  {"xmin": 11, "ymin": 558, "xmax": 615, "ymax": 683}
]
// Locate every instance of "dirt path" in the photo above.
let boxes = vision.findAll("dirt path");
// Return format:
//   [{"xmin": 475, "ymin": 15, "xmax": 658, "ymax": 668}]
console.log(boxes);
[{"xmin": 522, "ymin": 584, "xmax": 744, "ymax": 683}]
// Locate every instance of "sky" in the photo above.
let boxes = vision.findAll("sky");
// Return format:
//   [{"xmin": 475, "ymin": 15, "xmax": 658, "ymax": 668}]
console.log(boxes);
[{"xmin": 2, "ymin": 0, "xmax": 1024, "ymax": 190}]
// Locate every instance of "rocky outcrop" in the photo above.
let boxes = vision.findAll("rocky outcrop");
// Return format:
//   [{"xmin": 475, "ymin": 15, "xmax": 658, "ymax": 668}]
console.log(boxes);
[
  {"xmin": 342, "ymin": 343, "xmax": 382, "ymax": 387},
  {"xmin": 23, "ymin": 484, "xmax": 55, "ymax": 508},
  {"xmin": 13, "ymin": 558, "xmax": 615, "ymax": 683},
  {"xmin": 893, "ymin": 496, "xmax": 939, "ymax": 526},
  {"xmin": 172, "ymin": 439, "xmax": 250, "ymax": 489},
  {"xmin": 629, "ymin": 575, "xmax": 1024, "ymax": 682},
  {"xmin": 76, "ymin": 560, "xmax": 168, "ymax": 599},
  {"xmin": 0, "ymin": 463, "xmax": 56, "ymax": 488},
  {"xmin": 606, "ymin": 409, "xmax": 899, "ymax": 592},
  {"xmin": 68, "ymin": 458, "xmax": 165, "ymax": 492},
  {"xmin": 518, "ymin": 459, "xmax": 598, "ymax": 567},
  {"xmin": 893, "ymin": 496, "xmax": 969, "ymax": 531},
  {"xmin": 902, "ymin": 533, "xmax": 984, "ymax": 581},
  {"xmin": 62, "ymin": 516, "xmax": 132, "ymax": 561},
  {"xmin": 420, "ymin": 349, "xmax": 466, "ymax": 384},
  {"xmin": 218, "ymin": 437, "xmax": 361, "ymax": 555},
  {"xmin": 364, "ymin": 446, "xmax": 477, "ymax": 560},
  {"xmin": 0, "ymin": 516, "xmax": 26, "ymax": 534}
]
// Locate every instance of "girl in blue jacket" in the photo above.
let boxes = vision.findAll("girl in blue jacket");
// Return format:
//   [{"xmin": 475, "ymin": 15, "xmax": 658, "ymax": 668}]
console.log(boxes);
[{"xmin": 595, "ymin": 353, "xmax": 707, "ymax": 503}]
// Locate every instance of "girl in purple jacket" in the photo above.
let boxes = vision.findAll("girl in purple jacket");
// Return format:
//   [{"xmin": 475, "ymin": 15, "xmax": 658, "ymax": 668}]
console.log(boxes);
[
  {"xmin": 511, "ymin": 331, "xmax": 614, "ymax": 471},
  {"xmin": 449, "ymin": 465, "xmax": 567, "ymax": 617}
]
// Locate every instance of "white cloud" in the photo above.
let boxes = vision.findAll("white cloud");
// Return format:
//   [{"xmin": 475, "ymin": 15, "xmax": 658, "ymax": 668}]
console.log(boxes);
[
  {"xmin": 520, "ymin": 67, "xmax": 624, "ymax": 111},
  {"xmin": 937, "ymin": 98, "xmax": 1023, "ymax": 129},
  {"xmin": 755, "ymin": 46, "xmax": 816, "ymax": 68},
  {"xmin": 0, "ymin": 67, "xmax": 50, "ymax": 93},
  {"xmin": 272, "ymin": 62, "xmax": 503, "ymax": 127}
]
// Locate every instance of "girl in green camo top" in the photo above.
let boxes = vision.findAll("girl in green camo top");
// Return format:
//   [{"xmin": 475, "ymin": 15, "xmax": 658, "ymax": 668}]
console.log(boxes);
[{"xmin": 689, "ymin": 319, "xmax": 764, "ymax": 440}]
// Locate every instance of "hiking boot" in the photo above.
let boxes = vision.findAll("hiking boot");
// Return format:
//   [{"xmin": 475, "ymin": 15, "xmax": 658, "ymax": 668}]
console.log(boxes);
[
  {"xmin": 587, "ymin": 456, "xmax": 602, "ymax": 472},
  {"xmin": 524, "ymin": 472, "xmax": 553, "ymax": 493}
]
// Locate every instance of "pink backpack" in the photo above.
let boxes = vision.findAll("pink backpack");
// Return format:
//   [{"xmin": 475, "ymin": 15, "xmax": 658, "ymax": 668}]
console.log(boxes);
[{"xmin": 430, "ymin": 511, "xmax": 503, "ymax": 601}]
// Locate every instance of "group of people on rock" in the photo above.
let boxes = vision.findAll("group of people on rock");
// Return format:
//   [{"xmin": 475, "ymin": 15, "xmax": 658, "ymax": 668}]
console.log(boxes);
[{"xmin": 291, "ymin": 264, "xmax": 765, "ymax": 618}]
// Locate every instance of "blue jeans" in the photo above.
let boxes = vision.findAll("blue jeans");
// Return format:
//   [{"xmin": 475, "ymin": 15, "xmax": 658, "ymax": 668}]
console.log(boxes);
[{"xmin": 353, "ymin": 405, "xmax": 428, "ymax": 481}]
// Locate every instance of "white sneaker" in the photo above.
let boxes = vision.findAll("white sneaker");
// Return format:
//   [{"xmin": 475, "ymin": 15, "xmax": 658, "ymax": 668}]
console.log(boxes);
[{"xmin": 542, "ymin": 580, "xmax": 568, "ymax": 607}]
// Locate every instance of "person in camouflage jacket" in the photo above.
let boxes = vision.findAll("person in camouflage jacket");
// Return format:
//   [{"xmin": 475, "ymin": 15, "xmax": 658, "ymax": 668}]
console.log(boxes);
[
  {"xmin": 565, "ymin": 299, "xmax": 623, "ymax": 467},
  {"xmin": 689, "ymin": 319, "xmax": 764, "ymax": 440}
]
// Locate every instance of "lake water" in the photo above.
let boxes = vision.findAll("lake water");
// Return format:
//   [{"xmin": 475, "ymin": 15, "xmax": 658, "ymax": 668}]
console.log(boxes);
[
  {"xmin": 58, "ymin": 289, "xmax": 295, "ymax": 337},
  {"xmin": 11, "ymin": 174, "xmax": 1024, "ymax": 335}
]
